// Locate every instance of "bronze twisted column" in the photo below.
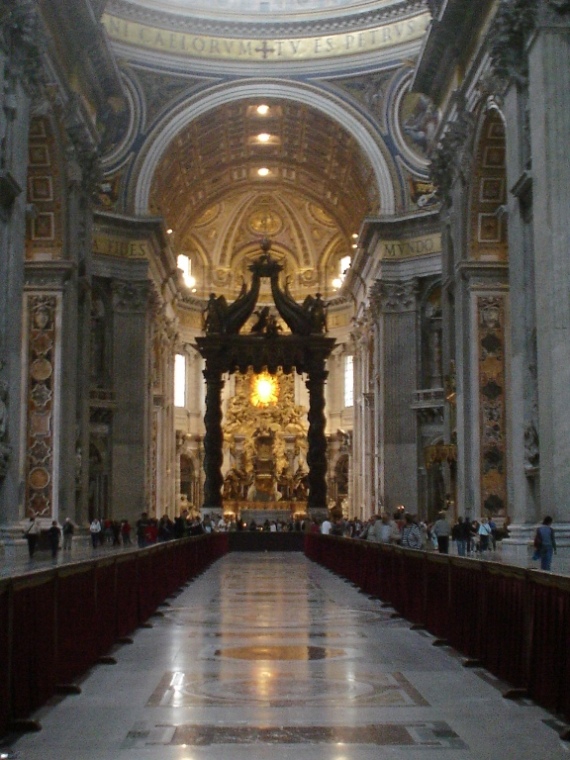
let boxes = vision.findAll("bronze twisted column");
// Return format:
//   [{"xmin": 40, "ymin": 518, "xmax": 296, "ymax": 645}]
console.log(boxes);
[
  {"xmin": 305, "ymin": 358, "xmax": 329, "ymax": 515},
  {"xmin": 202, "ymin": 362, "xmax": 225, "ymax": 510}
]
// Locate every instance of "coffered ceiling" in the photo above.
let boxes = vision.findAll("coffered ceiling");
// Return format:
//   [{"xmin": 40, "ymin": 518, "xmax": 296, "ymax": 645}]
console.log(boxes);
[{"xmin": 147, "ymin": 98, "xmax": 379, "ymax": 298}]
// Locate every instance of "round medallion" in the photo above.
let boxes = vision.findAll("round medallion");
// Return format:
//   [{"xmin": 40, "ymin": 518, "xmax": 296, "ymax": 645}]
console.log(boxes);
[
  {"xmin": 30, "ymin": 358, "xmax": 53, "ymax": 381},
  {"xmin": 248, "ymin": 209, "xmax": 283, "ymax": 236},
  {"xmin": 194, "ymin": 204, "xmax": 221, "ymax": 227},
  {"xmin": 28, "ymin": 467, "xmax": 50, "ymax": 490}
]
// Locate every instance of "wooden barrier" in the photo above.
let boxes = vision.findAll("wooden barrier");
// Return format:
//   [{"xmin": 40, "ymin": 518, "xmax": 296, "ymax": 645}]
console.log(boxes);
[
  {"xmin": 0, "ymin": 533, "xmax": 228, "ymax": 737},
  {"xmin": 304, "ymin": 533, "xmax": 570, "ymax": 722}
]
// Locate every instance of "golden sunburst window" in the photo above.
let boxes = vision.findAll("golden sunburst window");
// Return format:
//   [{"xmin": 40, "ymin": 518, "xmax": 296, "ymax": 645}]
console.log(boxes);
[{"xmin": 251, "ymin": 371, "xmax": 279, "ymax": 407}]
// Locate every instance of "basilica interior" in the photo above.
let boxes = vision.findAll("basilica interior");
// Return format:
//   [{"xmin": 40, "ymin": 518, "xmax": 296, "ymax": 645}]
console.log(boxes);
[{"xmin": 1, "ymin": 0, "xmax": 569, "ymax": 564}]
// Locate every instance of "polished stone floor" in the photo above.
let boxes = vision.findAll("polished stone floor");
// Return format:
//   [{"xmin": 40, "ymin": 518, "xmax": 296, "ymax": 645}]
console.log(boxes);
[{"xmin": 4, "ymin": 552, "xmax": 570, "ymax": 759}]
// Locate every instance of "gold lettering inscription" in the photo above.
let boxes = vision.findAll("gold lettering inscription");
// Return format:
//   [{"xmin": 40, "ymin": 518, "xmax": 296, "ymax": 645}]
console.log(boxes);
[
  {"xmin": 102, "ymin": 12, "xmax": 429, "ymax": 61},
  {"xmin": 93, "ymin": 236, "xmax": 148, "ymax": 259},
  {"xmin": 381, "ymin": 233, "xmax": 441, "ymax": 260}
]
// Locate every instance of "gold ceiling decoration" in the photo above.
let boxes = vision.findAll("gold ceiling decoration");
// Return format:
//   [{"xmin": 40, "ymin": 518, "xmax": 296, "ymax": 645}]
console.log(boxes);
[{"xmin": 248, "ymin": 209, "xmax": 283, "ymax": 236}]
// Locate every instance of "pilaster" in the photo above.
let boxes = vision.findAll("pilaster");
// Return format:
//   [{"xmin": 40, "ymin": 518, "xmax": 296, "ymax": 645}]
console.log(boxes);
[
  {"xmin": 111, "ymin": 279, "xmax": 151, "ymax": 519},
  {"xmin": 527, "ymin": 11, "xmax": 570, "ymax": 525},
  {"xmin": 370, "ymin": 278, "xmax": 419, "ymax": 513}
]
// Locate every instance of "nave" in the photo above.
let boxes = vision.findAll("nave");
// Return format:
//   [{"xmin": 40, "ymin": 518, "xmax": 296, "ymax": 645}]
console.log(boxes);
[{"xmin": 5, "ymin": 553, "xmax": 569, "ymax": 760}]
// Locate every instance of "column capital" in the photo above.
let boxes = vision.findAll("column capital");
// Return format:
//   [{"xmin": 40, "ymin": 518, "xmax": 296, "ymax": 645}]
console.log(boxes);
[
  {"xmin": 370, "ymin": 278, "xmax": 419, "ymax": 314},
  {"xmin": 112, "ymin": 280, "xmax": 150, "ymax": 314}
]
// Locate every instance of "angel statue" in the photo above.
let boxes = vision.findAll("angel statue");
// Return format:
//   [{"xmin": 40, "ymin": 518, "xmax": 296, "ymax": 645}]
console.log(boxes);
[
  {"xmin": 202, "ymin": 293, "xmax": 227, "ymax": 334},
  {"xmin": 303, "ymin": 292, "xmax": 328, "ymax": 333}
]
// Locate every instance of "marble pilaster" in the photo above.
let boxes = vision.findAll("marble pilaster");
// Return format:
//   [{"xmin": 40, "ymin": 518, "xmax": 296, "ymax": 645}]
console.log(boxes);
[
  {"xmin": 528, "ymin": 17, "xmax": 570, "ymax": 519},
  {"xmin": 370, "ymin": 279, "xmax": 419, "ymax": 514},
  {"xmin": 111, "ymin": 279, "xmax": 151, "ymax": 520}
]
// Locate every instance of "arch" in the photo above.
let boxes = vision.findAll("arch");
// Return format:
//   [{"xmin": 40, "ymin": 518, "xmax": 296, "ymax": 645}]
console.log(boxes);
[{"xmin": 132, "ymin": 80, "xmax": 397, "ymax": 216}]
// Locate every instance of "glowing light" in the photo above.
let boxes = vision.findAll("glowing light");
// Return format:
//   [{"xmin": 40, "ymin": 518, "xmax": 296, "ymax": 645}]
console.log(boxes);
[
  {"xmin": 166, "ymin": 228, "xmax": 173, "ymax": 234},
  {"xmin": 257, "ymin": 133, "xmax": 271, "ymax": 142},
  {"xmin": 258, "ymin": 167, "xmax": 270, "ymax": 176},
  {"xmin": 351, "ymin": 232, "xmax": 358, "ymax": 239},
  {"xmin": 256, "ymin": 104, "xmax": 270, "ymax": 115},
  {"xmin": 332, "ymin": 277, "xmax": 342, "ymax": 290},
  {"xmin": 351, "ymin": 243, "xmax": 357, "ymax": 249},
  {"xmin": 177, "ymin": 254, "xmax": 196, "ymax": 288},
  {"xmin": 251, "ymin": 371, "xmax": 279, "ymax": 407}
]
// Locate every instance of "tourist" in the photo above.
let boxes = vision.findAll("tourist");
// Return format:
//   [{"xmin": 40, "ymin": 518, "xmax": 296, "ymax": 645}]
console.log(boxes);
[
  {"xmin": 478, "ymin": 517, "xmax": 493, "ymax": 553},
  {"xmin": 400, "ymin": 514, "xmax": 423, "ymax": 549},
  {"xmin": 534, "ymin": 516, "xmax": 556, "ymax": 571},
  {"xmin": 47, "ymin": 520, "xmax": 61, "ymax": 558},
  {"xmin": 62, "ymin": 517, "xmax": 75, "ymax": 551},
  {"xmin": 431, "ymin": 511, "xmax": 451, "ymax": 554},
  {"xmin": 320, "ymin": 516, "xmax": 332, "ymax": 535},
  {"xmin": 90, "ymin": 517, "xmax": 102, "ymax": 548},
  {"xmin": 24, "ymin": 516, "xmax": 41, "ymax": 558}
]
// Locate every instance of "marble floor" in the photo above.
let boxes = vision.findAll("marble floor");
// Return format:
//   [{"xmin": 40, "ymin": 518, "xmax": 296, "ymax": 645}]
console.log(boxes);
[{"xmin": 3, "ymin": 552, "xmax": 570, "ymax": 759}]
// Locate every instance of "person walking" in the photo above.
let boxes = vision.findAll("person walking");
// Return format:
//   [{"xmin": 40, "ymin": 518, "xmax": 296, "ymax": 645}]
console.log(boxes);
[
  {"xmin": 24, "ymin": 516, "xmax": 41, "ymax": 558},
  {"xmin": 47, "ymin": 520, "xmax": 61, "ymax": 559},
  {"xmin": 452, "ymin": 516, "xmax": 470, "ymax": 557},
  {"xmin": 432, "ymin": 511, "xmax": 451, "ymax": 554},
  {"xmin": 478, "ymin": 517, "xmax": 493, "ymax": 553},
  {"xmin": 534, "ymin": 516, "xmax": 556, "ymax": 571},
  {"xmin": 400, "ymin": 513, "xmax": 423, "ymax": 549},
  {"xmin": 62, "ymin": 517, "xmax": 75, "ymax": 551},
  {"xmin": 90, "ymin": 517, "xmax": 102, "ymax": 548}
]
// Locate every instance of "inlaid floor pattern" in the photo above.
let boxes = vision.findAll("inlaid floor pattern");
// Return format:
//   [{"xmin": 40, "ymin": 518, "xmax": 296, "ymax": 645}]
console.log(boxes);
[{"xmin": 7, "ymin": 552, "xmax": 570, "ymax": 759}]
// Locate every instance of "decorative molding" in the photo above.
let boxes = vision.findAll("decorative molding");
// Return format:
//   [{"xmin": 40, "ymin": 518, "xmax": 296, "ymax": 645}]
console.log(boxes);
[
  {"xmin": 488, "ymin": 0, "xmax": 537, "ymax": 87},
  {"xmin": 24, "ymin": 294, "xmax": 58, "ymax": 518},
  {"xmin": 112, "ymin": 280, "xmax": 150, "ymax": 313},
  {"xmin": 429, "ymin": 94, "xmax": 476, "ymax": 200},
  {"xmin": 0, "ymin": 0, "xmax": 45, "ymax": 86},
  {"xmin": 370, "ymin": 278, "xmax": 418, "ymax": 313},
  {"xmin": 105, "ymin": 0, "xmax": 426, "ymax": 39}
]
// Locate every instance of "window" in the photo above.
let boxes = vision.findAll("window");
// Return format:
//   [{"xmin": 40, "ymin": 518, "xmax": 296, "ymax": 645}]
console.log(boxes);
[
  {"xmin": 344, "ymin": 355, "xmax": 354, "ymax": 408},
  {"xmin": 177, "ymin": 254, "xmax": 196, "ymax": 288},
  {"xmin": 174, "ymin": 354, "xmax": 186, "ymax": 407}
]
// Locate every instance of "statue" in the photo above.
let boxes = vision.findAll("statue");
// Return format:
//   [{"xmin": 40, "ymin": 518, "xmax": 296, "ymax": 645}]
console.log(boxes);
[
  {"xmin": 203, "ymin": 293, "xmax": 226, "ymax": 334},
  {"xmin": 303, "ymin": 293, "xmax": 328, "ymax": 333},
  {"xmin": 251, "ymin": 306, "xmax": 270, "ymax": 333}
]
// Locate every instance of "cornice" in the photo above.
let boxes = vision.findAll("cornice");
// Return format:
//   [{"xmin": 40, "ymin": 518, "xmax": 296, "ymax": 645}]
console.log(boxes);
[
  {"xmin": 106, "ymin": 0, "xmax": 427, "ymax": 38},
  {"xmin": 411, "ymin": 0, "xmax": 494, "ymax": 100}
]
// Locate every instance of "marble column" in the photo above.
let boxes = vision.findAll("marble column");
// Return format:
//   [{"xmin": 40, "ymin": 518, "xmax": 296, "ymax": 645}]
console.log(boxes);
[
  {"xmin": 202, "ymin": 364, "xmax": 224, "ymax": 511},
  {"xmin": 305, "ymin": 359, "xmax": 329, "ymax": 515}
]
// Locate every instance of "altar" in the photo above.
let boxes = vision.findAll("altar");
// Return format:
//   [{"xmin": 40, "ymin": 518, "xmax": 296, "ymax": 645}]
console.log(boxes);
[{"xmin": 223, "ymin": 500, "xmax": 306, "ymax": 526}]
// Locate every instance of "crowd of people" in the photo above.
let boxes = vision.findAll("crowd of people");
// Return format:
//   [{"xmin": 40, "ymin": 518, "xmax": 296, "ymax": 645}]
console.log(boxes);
[
  {"xmin": 21, "ymin": 507, "xmax": 556, "ymax": 571},
  {"xmin": 316, "ymin": 510, "xmax": 556, "ymax": 571},
  {"xmin": 316, "ymin": 510, "xmax": 510, "ymax": 555}
]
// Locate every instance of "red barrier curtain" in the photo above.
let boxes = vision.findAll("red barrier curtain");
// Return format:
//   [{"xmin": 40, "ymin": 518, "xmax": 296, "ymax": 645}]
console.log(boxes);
[
  {"xmin": 55, "ymin": 565, "xmax": 97, "ymax": 685},
  {"xmin": 447, "ymin": 560, "xmax": 484, "ymax": 659},
  {"xmin": 527, "ymin": 574, "xmax": 570, "ymax": 715},
  {"xmin": 11, "ymin": 574, "xmax": 57, "ymax": 717},
  {"xmin": 115, "ymin": 554, "xmax": 140, "ymax": 636},
  {"xmin": 482, "ymin": 565, "xmax": 528, "ymax": 687}
]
